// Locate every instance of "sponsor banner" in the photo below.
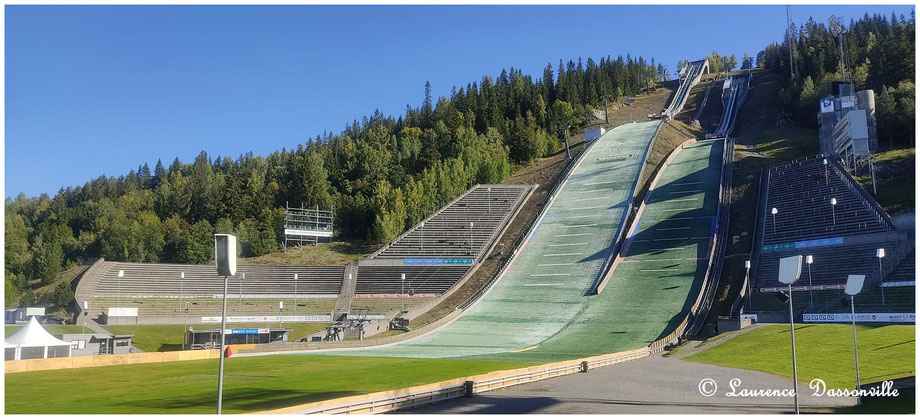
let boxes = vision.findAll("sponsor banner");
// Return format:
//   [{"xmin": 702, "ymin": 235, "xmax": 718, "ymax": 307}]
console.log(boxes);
[
  {"xmin": 107, "ymin": 307, "xmax": 139, "ymax": 317},
  {"xmin": 821, "ymin": 98, "xmax": 835, "ymax": 113},
  {"xmin": 284, "ymin": 228, "xmax": 333, "ymax": 238},
  {"xmin": 402, "ymin": 258, "xmax": 473, "ymax": 265},
  {"xmin": 200, "ymin": 315, "xmax": 331, "ymax": 323},
  {"xmin": 760, "ymin": 284, "xmax": 845, "ymax": 293},
  {"xmin": 345, "ymin": 314, "xmax": 387, "ymax": 320},
  {"xmin": 762, "ymin": 237, "xmax": 843, "ymax": 253},
  {"xmin": 882, "ymin": 281, "xmax": 915, "ymax": 288},
  {"xmin": 354, "ymin": 293, "xmax": 436, "ymax": 298},
  {"xmin": 840, "ymin": 95, "xmax": 856, "ymax": 109},
  {"xmin": 804, "ymin": 313, "xmax": 916, "ymax": 324}
]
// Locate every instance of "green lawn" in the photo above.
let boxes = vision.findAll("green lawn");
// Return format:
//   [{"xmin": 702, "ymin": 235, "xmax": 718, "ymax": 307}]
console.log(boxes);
[
  {"xmin": 4, "ymin": 355, "xmax": 536, "ymax": 414},
  {"xmin": 685, "ymin": 324, "xmax": 915, "ymax": 389},
  {"xmin": 852, "ymin": 146, "xmax": 915, "ymax": 214},
  {"xmin": 104, "ymin": 322, "xmax": 331, "ymax": 352}
]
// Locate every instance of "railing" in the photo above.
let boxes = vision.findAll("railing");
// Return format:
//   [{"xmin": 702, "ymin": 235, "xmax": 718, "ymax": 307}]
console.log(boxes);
[
  {"xmin": 458, "ymin": 139, "xmax": 594, "ymax": 310},
  {"xmin": 828, "ymin": 157, "xmax": 895, "ymax": 229},
  {"xmin": 255, "ymin": 348, "xmax": 651, "ymax": 415},
  {"xmin": 686, "ymin": 136, "xmax": 734, "ymax": 336}
]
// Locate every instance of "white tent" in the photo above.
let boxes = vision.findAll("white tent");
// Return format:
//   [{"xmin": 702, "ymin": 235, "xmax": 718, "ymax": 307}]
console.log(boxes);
[{"xmin": 4, "ymin": 316, "xmax": 72, "ymax": 360}]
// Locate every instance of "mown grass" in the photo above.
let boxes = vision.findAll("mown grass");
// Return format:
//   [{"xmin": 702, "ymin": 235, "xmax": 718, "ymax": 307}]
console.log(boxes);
[
  {"xmin": 685, "ymin": 324, "xmax": 915, "ymax": 389},
  {"xmin": 103, "ymin": 322, "xmax": 331, "ymax": 352},
  {"xmin": 241, "ymin": 241, "xmax": 376, "ymax": 265},
  {"xmin": 4, "ymin": 355, "xmax": 536, "ymax": 414},
  {"xmin": 852, "ymin": 146, "xmax": 915, "ymax": 214}
]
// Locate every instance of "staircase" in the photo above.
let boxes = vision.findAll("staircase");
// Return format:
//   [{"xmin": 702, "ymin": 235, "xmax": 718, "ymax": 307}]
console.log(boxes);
[{"xmin": 334, "ymin": 262, "xmax": 358, "ymax": 318}]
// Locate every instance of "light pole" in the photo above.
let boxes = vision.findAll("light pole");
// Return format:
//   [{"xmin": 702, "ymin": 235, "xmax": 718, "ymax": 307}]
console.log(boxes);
[
  {"xmin": 771, "ymin": 208, "xmax": 778, "ymax": 236},
  {"xmin": 400, "ymin": 273, "xmax": 406, "ymax": 313},
  {"xmin": 469, "ymin": 222, "xmax": 475, "ymax": 256},
  {"xmin": 823, "ymin": 158, "xmax": 829, "ymax": 185},
  {"xmin": 179, "ymin": 271, "xmax": 185, "ymax": 313},
  {"xmin": 213, "ymin": 234, "xmax": 237, "ymax": 415},
  {"xmin": 778, "ymin": 255, "xmax": 803, "ymax": 414},
  {"xmin": 293, "ymin": 273, "xmax": 298, "ymax": 314},
  {"xmin": 830, "ymin": 198, "xmax": 837, "ymax": 228},
  {"xmin": 877, "ymin": 248, "xmax": 886, "ymax": 305},
  {"xmin": 844, "ymin": 274, "xmax": 866, "ymax": 406},
  {"xmin": 806, "ymin": 255, "xmax": 814, "ymax": 307},
  {"xmin": 279, "ymin": 301, "xmax": 283, "ymax": 329},
  {"xmin": 183, "ymin": 302, "xmax": 189, "ymax": 350},
  {"xmin": 744, "ymin": 260, "xmax": 752, "ymax": 310},
  {"xmin": 117, "ymin": 270, "xmax": 124, "ymax": 309},
  {"xmin": 420, "ymin": 222, "xmax": 425, "ymax": 254},
  {"xmin": 239, "ymin": 272, "xmax": 245, "ymax": 314},
  {"xmin": 869, "ymin": 154, "xmax": 877, "ymax": 195},
  {"xmin": 487, "ymin": 187, "xmax": 492, "ymax": 213},
  {"xmin": 81, "ymin": 301, "xmax": 88, "ymax": 334}
]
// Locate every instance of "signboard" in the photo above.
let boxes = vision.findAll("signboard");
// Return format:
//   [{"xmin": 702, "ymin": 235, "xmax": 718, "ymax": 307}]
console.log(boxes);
[
  {"xmin": 403, "ymin": 258, "xmax": 473, "ymax": 265},
  {"xmin": 200, "ymin": 315, "xmax": 331, "ymax": 323},
  {"xmin": 803, "ymin": 313, "xmax": 915, "ymax": 324},
  {"xmin": 820, "ymin": 98, "xmax": 835, "ymax": 113},
  {"xmin": 107, "ymin": 307, "xmax": 139, "ymax": 317},
  {"xmin": 882, "ymin": 281, "xmax": 915, "ymax": 287},
  {"xmin": 762, "ymin": 237, "xmax": 843, "ymax": 253},
  {"xmin": 354, "ymin": 293, "xmax": 436, "ymax": 298},
  {"xmin": 284, "ymin": 229, "xmax": 334, "ymax": 238},
  {"xmin": 225, "ymin": 328, "xmax": 272, "ymax": 335},
  {"xmin": 839, "ymin": 95, "xmax": 856, "ymax": 109},
  {"xmin": 760, "ymin": 284, "xmax": 845, "ymax": 293},
  {"xmin": 345, "ymin": 314, "xmax": 387, "ymax": 320}
]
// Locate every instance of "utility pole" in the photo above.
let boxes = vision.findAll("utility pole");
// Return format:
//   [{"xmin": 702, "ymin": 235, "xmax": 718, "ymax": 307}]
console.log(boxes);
[
  {"xmin": 604, "ymin": 94, "xmax": 610, "ymax": 124},
  {"xmin": 560, "ymin": 124, "xmax": 572, "ymax": 161}
]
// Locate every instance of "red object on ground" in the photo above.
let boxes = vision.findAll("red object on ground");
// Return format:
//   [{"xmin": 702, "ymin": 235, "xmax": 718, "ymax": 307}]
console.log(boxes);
[{"xmin": 225, "ymin": 346, "xmax": 233, "ymax": 358}]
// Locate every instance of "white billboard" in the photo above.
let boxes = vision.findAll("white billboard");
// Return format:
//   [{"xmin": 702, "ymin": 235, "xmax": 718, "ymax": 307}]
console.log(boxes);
[
  {"xmin": 107, "ymin": 307, "xmax": 138, "ymax": 317},
  {"xmin": 803, "ymin": 313, "xmax": 915, "ymax": 324},
  {"xmin": 200, "ymin": 315, "xmax": 331, "ymax": 323},
  {"xmin": 284, "ymin": 229, "xmax": 333, "ymax": 238}
]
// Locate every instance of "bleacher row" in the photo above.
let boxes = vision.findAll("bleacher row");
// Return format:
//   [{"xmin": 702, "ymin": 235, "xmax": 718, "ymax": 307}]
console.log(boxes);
[
  {"xmin": 763, "ymin": 154, "xmax": 892, "ymax": 245},
  {"xmin": 756, "ymin": 242, "xmax": 910, "ymax": 290},
  {"xmin": 372, "ymin": 184, "xmax": 532, "ymax": 259},
  {"xmin": 93, "ymin": 262, "xmax": 344, "ymax": 297},
  {"xmin": 354, "ymin": 265, "xmax": 470, "ymax": 295}
]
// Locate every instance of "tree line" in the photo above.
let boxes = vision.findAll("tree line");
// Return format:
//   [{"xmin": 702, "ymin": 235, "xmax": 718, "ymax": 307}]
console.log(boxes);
[
  {"xmin": 757, "ymin": 12, "xmax": 915, "ymax": 144},
  {"xmin": 5, "ymin": 53, "xmax": 664, "ymax": 305}
]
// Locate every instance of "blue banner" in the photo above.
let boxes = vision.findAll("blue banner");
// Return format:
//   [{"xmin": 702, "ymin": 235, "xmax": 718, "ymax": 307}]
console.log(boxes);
[
  {"xmin": 763, "ymin": 237, "xmax": 843, "ymax": 253},
  {"xmin": 403, "ymin": 258, "xmax": 473, "ymax": 265},
  {"xmin": 230, "ymin": 328, "xmax": 259, "ymax": 335}
]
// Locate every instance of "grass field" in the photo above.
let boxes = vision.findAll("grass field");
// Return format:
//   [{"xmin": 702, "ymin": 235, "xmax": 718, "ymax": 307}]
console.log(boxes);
[
  {"xmin": 852, "ymin": 146, "xmax": 915, "ymax": 214},
  {"xmin": 4, "ymin": 355, "xmax": 536, "ymax": 414},
  {"xmin": 241, "ymin": 241, "xmax": 376, "ymax": 265},
  {"xmin": 685, "ymin": 324, "xmax": 915, "ymax": 389},
  {"xmin": 103, "ymin": 322, "xmax": 331, "ymax": 352}
]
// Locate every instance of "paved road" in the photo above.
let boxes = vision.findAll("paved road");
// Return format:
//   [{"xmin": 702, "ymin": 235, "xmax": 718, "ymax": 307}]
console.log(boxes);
[{"xmin": 402, "ymin": 352, "xmax": 856, "ymax": 414}]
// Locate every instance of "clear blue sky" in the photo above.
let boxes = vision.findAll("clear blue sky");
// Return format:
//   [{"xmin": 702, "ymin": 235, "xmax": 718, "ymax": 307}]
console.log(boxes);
[{"xmin": 5, "ymin": 4, "xmax": 914, "ymax": 198}]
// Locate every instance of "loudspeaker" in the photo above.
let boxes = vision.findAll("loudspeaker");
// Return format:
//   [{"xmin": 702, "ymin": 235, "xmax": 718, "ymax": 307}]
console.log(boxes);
[{"xmin": 214, "ymin": 234, "xmax": 237, "ymax": 276}]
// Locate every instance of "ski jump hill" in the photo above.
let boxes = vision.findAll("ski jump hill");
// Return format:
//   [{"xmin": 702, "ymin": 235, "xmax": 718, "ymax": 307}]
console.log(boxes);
[{"xmin": 292, "ymin": 118, "xmax": 730, "ymax": 363}]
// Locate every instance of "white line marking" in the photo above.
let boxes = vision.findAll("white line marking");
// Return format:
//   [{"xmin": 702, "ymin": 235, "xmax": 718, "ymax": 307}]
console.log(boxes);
[
  {"xmin": 549, "ymin": 243, "xmax": 588, "ymax": 247},
  {"xmin": 652, "ymin": 237, "xmax": 689, "ymax": 241},
  {"xmin": 672, "ymin": 182, "xmax": 702, "ymax": 186},
  {"xmin": 523, "ymin": 283, "xmax": 565, "ymax": 286},
  {"xmin": 641, "ymin": 269, "xmax": 680, "ymax": 272},
  {"xmin": 572, "ymin": 196, "xmax": 608, "ymax": 202},
  {"xmin": 669, "ymin": 198, "xmax": 699, "ymax": 202},
  {"xmin": 561, "ymin": 223, "xmax": 598, "ymax": 228},
  {"xmin": 537, "ymin": 263, "xmax": 576, "ymax": 267},
  {"xmin": 644, "ymin": 258, "xmax": 685, "ymax": 262},
  {"xmin": 584, "ymin": 180, "xmax": 620, "ymax": 186},
  {"xmin": 650, "ymin": 247, "xmax": 686, "ymax": 251},
  {"xmin": 557, "ymin": 233, "xmax": 592, "ymax": 237},
  {"xmin": 570, "ymin": 205, "xmax": 607, "ymax": 211},
  {"xmin": 543, "ymin": 253, "xmax": 583, "ymax": 257},
  {"xmin": 564, "ymin": 215, "xmax": 595, "ymax": 219},
  {"xmin": 529, "ymin": 273, "xmax": 571, "ymax": 277},
  {"xmin": 669, "ymin": 190, "xmax": 701, "ymax": 194},
  {"xmin": 657, "ymin": 227, "xmax": 690, "ymax": 231},
  {"xmin": 662, "ymin": 208, "xmax": 695, "ymax": 212}
]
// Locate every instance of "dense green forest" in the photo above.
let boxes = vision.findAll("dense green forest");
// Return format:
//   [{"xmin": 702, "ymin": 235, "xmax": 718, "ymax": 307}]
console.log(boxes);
[
  {"xmin": 757, "ymin": 12, "xmax": 915, "ymax": 144},
  {"xmin": 5, "ymin": 54, "xmax": 664, "ymax": 305}
]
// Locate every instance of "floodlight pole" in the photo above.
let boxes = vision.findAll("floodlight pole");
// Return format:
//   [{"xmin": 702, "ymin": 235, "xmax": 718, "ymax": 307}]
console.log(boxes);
[
  {"xmin": 469, "ymin": 222, "xmax": 474, "ymax": 256},
  {"xmin": 787, "ymin": 282, "xmax": 800, "ymax": 414},
  {"xmin": 830, "ymin": 198, "xmax": 837, "ymax": 228},
  {"xmin": 216, "ymin": 274, "xmax": 229, "ymax": 415},
  {"xmin": 294, "ymin": 274, "xmax": 298, "ymax": 314},
  {"xmin": 806, "ymin": 256, "xmax": 814, "ymax": 307},
  {"xmin": 487, "ymin": 187, "xmax": 491, "ymax": 213},
  {"xmin": 823, "ymin": 158, "xmax": 829, "ymax": 185},
  {"xmin": 400, "ymin": 273, "xmax": 406, "ymax": 313},
  {"xmin": 180, "ymin": 271, "xmax": 185, "ymax": 312},
  {"xmin": 420, "ymin": 222, "xmax": 425, "ymax": 254},
  {"xmin": 878, "ymin": 254, "xmax": 885, "ymax": 306},
  {"xmin": 850, "ymin": 295, "xmax": 862, "ymax": 405},
  {"xmin": 239, "ymin": 272, "xmax": 245, "ymax": 314}
]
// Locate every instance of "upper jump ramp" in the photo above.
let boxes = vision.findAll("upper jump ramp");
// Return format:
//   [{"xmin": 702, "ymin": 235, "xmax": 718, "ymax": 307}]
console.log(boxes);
[{"xmin": 324, "ymin": 121, "xmax": 662, "ymax": 360}]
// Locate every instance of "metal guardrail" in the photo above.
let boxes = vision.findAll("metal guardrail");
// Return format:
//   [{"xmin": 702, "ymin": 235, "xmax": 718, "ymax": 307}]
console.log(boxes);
[{"xmin": 287, "ymin": 348, "xmax": 651, "ymax": 415}]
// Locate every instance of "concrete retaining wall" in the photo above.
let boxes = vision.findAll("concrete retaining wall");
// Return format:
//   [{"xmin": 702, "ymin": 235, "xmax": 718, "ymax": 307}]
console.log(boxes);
[{"xmin": 4, "ymin": 349, "xmax": 220, "ymax": 373}]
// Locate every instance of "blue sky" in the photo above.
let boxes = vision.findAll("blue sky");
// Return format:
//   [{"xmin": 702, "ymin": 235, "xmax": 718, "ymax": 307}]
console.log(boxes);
[{"xmin": 5, "ymin": 4, "xmax": 914, "ymax": 198}]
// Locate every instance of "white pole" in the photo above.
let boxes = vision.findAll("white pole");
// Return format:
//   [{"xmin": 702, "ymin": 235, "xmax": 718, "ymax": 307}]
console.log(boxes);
[
  {"xmin": 869, "ymin": 157, "xmax": 877, "ymax": 195},
  {"xmin": 216, "ymin": 275, "xmax": 229, "ymax": 414},
  {"xmin": 487, "ymin": 187, "xmax": 491, "ymax": 213},
  {"xmin": 788, "ymin": 283, "xmax": 800, "ymax": 414},
  {"xmin": 469, "ymin": 222, "xmax": 474, "ymax": 256},
  {"xmin": 806, "ymin": 255, "xmax": 814, "ymax": 307},
  {"xmin": 850, "ymin": 295, "xmax": 862, "ymax": 405},
  {"xmin": 401, "ymin": 273, "xmax": 406, "ymax": 313},
  {"xmin": 294, "ymin": 273, "xmax": 298, "ymax": 314},
  {"xmin": 239, "ymin": 272, "xmax": 245, "ymax": 314},
  {"xmin": 878, "ymin": 248, "xmax": 886, "ymax": 305},
  {"xmin": 420, "ymin": 222, "xmax": 424, "ymax": 254},
  {"xmin": 180, "ymin": 272, "xmax": 185, "ymax": 313}
]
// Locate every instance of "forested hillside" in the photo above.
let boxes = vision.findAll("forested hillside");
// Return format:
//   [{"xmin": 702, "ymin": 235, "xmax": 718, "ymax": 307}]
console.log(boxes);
[
  {"xmin": 757, "ymin": 12, "xmax": 915, "ymax": 144},
  {"xmin": 6, "ymin": 54, "xmax": 665, "ymax": 304}
]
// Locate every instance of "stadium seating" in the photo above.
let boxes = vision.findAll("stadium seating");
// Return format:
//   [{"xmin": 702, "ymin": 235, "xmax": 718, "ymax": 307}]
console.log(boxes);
[
  {"xmin": 92, "ymin": 262, "xmax": 344, "ymax": 297},
  {"xmin": 756, "ymin": 242, "xmax": 910, "ymax": 290},
  {"xmin": 354, "ymin": 265, "xmax": 470, "ymax": 295},
  {"xmin": 762, "ymin": 155, "xmax": 893, "ymax": 245},
  {"xmin": 371, "ymin": 184, "xmax": 531, "ymax": 260}
]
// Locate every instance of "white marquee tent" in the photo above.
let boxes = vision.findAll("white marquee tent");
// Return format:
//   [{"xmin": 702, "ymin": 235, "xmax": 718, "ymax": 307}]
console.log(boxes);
[{"xmin": 4, "ymin": 316, "xmax": 72, "ymax": 360}]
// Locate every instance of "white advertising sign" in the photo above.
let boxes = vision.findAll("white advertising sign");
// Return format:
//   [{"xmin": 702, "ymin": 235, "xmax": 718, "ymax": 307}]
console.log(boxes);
[
  {"xmin": 284, "ymin": 229, "xmax": 333, "ymax": 238},
  {"xmin": 820, "ymin": 98, "xmax": 835, "ymax": 113},
  {"xmin": 200, "ymin": 315, "xmax": 331, "ymax": 323},
  {"xmin": 803, "ymin": 313, "xmax": 915, "ymax": 324},
  {"xmin": 107, "ymin": 307, "xmax": 139, "ymax": 317}
]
